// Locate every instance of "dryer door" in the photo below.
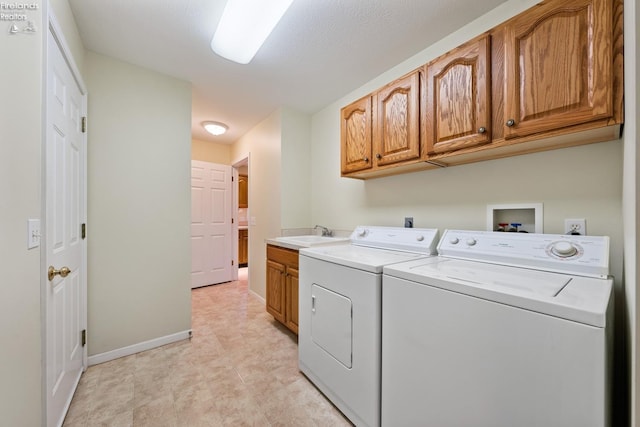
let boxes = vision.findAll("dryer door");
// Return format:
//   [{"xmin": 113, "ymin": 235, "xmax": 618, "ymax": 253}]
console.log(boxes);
[{"xmin": 311, "ymin": 284, "xmax": 353, "ymax": 368}]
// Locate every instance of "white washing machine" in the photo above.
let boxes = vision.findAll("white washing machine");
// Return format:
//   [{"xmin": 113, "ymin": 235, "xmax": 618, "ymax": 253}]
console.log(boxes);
[
  {"xmin": 298, "ymin": 226, "xmax": 439, "ymax": 427},
  {"xmin": 382, "ymin": 229, "xmax": 614, "ymax": 427}
]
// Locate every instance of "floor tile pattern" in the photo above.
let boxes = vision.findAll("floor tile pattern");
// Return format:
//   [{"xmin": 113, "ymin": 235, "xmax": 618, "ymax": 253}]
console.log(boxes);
[{"xmin": 63, "ymin": 269, "xmax": 352, "ymax": 426}]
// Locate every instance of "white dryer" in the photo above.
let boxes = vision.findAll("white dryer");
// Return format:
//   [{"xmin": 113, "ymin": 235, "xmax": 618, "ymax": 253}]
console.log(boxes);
[
  {"xmin": 299, "ymin": 226, "xmax": 439, "ymax": 427},
  {"xmin": 382, "ymin": 229, "xmax": 614, "ymax": 427}
]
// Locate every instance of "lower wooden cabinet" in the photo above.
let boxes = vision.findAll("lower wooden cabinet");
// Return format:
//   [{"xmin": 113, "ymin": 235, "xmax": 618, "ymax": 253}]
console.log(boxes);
[
  {"xmin": 239, "ymin": 229, "xmax": 248, "ymax": 266},
  {"xmin": 266, "ymin": 244, "xmax": 299, "ymax": 334},
  {"xmin": 285, "ymin": 266, "xmax": 299, "ymax": 333}
]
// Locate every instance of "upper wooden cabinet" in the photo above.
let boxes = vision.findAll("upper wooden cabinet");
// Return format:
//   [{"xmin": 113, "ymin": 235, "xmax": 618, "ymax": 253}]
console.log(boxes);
[
  {"xmin": 238, "ymin": 174, "xmax": 248, "ymax": 208},
  {"xmin": 341, "ymin": 71, "xmax": 426, "ymax": 177},
  {"xmin": 341, "ymin": 96, "xmax": 373, "ymax": 174},
  {"xmin": 374, "ymin": 71, "xmax": 421, "ymax": 166},
  {"xmin": 425, "ymin": 35, "xmax": 491, "ymax": 155},
  {"xmin": 339, "ymin": 0, "xmax": 623, "ymax": 179},
  {"xmin": 503, "ymin": 0, "xmax": 615, "ymax": 139}
]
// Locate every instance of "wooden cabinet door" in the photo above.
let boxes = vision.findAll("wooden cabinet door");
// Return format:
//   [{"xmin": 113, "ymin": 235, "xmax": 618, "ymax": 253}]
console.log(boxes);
[
  {"xmin": 374, "ymin": 71, "xmax": 421, "ymax": 166},
  {"xmin": 238, "ymin": 175, "xmax": 248, "ymax": 208},
  {"xmin": 341, "ymin": 96, "xmax": 373, "ymax": 174},
  {"xmin": 285, "ymin": 267, "xmax": 299, "ymax": 334},
  {"xmin": 425, "ymin": 35, "xmax": 491, "ymax": 154},
  {"xmin": 503, "ymin": 0, "xmax": 612, "ymax": 139},
  {"xmin": 266, "ymin": 259, "xmax": 286, "ymax": 324},
  {"xmin": 238, "ymin": 229, "xmax": 248, "ymax": 265}
]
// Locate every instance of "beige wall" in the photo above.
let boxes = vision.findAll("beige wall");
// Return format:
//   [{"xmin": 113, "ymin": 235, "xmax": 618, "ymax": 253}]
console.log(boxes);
[
  {"xmin": 310, "ymin": 0, "xmax": 627, "ymax": 423},
  {"xmin": 0, "ymin": 1, "xmax": 85, "ymax": 424},
  {"xmin": 231, "ymin": 110, "xmax": 283, "ymax": 298},
  {"xmin": 85, "ymin": 51, "xmax": 192, "ymax": 355},
  {"xmin": 0, "ymin": 4, "xmax": 44, "ymax": 425},
  {"xmin": 623, "ymin": 0, "xmax": 639, "ymax": 423},
  {"xmin": 191, "ymin": 138, "xmax": 232, "ymax": 164},
  {"xmin": 280, "ymin": 109, "xmax": 312, "ymax": 229},
  {"xmin": 49, "ymin": 0, "xmax": 84, "ymax": 72}
]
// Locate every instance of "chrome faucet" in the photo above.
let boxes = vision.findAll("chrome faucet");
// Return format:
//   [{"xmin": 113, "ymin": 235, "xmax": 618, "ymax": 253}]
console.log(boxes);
[{"xmin": 314, "ymin": 225, "xmax": 333, "ymax": 237}]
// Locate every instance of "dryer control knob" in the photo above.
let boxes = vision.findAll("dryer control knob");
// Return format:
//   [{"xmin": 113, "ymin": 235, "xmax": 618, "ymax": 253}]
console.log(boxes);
[
  {"xmin": 449, "ymin": 237, "xmax": 460, "ymax": 245},
  {"xmin": 466, "ymin": 238, "xmax": 477, "ymax": 246},
  {"xmin": 552, "ymin": 241, "xmax": 577, "ymax": 257},
  {"xmin": 416, "ymin": 235, "xmax": 424, "ymax": 242}
]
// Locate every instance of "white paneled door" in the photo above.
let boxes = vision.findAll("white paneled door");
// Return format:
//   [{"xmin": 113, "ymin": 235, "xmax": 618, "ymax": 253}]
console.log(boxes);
[
  {"xmin": 45, "ymin": 22, "xmax": 87, "ymax": 427},
  {"xmin": 191, "ymin": 161, "xmax": 233, "ymax": 288}
]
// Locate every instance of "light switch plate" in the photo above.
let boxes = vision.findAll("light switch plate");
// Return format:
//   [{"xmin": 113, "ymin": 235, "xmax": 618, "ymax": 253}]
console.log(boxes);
[{"xmin": 27, "ymin": 219, "xmax": 40, "ymax": 249}]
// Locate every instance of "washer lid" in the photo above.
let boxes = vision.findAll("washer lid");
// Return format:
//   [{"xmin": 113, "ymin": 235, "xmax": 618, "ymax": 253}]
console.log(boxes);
[
  {"xmin": 424, "ymin": 257, "xmax": 571, "ymax": 298},
  {"xmin": 384, "ymin": 257, "xmax": 613, "ymax": 327},
  {"xmin": 300, "ymin": 244, "xmax": 430, "ymax": 273}
]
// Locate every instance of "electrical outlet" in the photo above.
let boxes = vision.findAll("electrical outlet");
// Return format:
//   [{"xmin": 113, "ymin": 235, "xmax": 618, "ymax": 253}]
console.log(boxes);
[
  {"xmin": 404, "ymin": 217, "xmax": 413, "ymax": 228},
  {"xmin": 564, "ymin": 218, "xmax": 586, "ymax": 235}
]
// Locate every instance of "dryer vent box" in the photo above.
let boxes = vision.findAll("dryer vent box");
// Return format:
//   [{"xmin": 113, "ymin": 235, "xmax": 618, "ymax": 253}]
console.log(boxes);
[{"xmin": 487, "ymin": 203, "xmax": 543, "ymax": 233}]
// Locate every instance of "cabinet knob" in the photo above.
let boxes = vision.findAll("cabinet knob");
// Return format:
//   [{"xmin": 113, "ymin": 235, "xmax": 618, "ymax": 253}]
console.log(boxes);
[
  {"xmin": 363, "ymin": 156, "xmax": 369, "ymax": 163},
  {"xmin": 376, "ymin": 153, "xmax": 382, "ymax": 159},
  {"xmin": 506, "ymin": 119, "xmax": 515, "ymax": 127},
  {"xmin": 478, "ymin": 127, "xmax": 486, "ymax": 134}
]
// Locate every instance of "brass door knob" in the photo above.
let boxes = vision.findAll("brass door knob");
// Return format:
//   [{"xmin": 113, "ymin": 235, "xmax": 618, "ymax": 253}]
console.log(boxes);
[{"xmin": 48, "ymin": 266, "xmax": 71, "ymax": 281}]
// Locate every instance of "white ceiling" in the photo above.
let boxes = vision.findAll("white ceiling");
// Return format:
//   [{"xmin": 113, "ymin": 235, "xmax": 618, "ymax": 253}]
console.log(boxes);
[{"xmin": 68, "ymin": 0, "xmax": 506, "ymax": 144}]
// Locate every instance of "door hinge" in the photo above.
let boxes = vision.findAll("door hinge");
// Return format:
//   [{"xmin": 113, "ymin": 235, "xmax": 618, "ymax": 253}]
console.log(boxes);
[
  {"xmin": 81, "ymin": 329, "xmax": 86, "ymax": 347},
  {"xmin": 232, "ymin": 218, "xmax": 235, "ymax": 224},
  {"xmin": 231, "ymin": 260, "xmax": 234, "ymax": 266},
  {"xmin": 81, "ymin": 116, "xmax": 87, "ymax": 133},
  {"xmin": 81, "ymin": 223, "xmax": 86, "ymax": 239}
]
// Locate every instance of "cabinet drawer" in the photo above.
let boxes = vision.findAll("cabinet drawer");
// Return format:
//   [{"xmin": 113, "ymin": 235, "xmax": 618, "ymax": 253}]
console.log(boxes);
[{"xmin": 267, "ymin": 244, "xmax": 299, "ymax": 268}]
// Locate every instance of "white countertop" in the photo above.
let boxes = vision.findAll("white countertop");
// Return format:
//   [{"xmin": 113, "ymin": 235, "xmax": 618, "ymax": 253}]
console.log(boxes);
[{"xmin": 266, "ymin": 235, "xmax": 350, "ymax": 251}]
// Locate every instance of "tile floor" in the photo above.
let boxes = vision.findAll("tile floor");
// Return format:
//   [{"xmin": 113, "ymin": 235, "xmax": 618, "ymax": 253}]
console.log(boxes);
[{"xmin": 63, "ymin": 268, "xmax": 352, "ymax": 426}]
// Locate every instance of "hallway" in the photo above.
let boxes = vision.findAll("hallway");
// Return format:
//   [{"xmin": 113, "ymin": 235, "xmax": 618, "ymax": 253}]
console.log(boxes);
[{"xmin": 62, "ymin": 270, "xmax": 351, "ymax": 426}]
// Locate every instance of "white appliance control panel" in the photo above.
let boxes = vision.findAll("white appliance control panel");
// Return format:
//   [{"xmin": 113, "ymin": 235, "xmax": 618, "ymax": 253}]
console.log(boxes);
[
  {"xmin": 350, "ymin": 226, "xmax": 439, "ymax": 254},
  {"xmin": 438, "ymin": 229, "xmax": 610, "ymax": 278}
]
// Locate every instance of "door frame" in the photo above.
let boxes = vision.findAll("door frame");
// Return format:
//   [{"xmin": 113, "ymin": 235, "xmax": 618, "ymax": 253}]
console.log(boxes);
[
  {"xmin": 42, "ymin": 10, "xmax": 88, "ymax": 426},
  {"xmin": 232, "ymin": 153, "xmax": 250, "ymax": 282}
]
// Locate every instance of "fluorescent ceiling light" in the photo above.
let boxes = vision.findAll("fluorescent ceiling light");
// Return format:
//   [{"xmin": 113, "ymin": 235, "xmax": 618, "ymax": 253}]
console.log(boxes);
[
  {"xmin": 203, "ymin": 121, "xmax": 228, "ymax": 136},
  {"xmin": 211, "ymin": 0, "xmax": 294, "ymax": 64}
]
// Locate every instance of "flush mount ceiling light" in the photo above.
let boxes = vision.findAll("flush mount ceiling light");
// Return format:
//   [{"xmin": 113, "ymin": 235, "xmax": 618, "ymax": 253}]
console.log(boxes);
[
  {"xmin": 203, "ymin": 121, "xmax": 228, "ymax": 136},
  {"xmin": 210, "ymin": 0, "xmax": 294, "ymax": 64}
]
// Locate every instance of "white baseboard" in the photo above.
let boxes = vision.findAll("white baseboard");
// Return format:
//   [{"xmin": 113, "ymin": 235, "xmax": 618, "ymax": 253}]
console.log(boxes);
[
  {"xmin": 87, "ymin": 329, "xmax": 192, "ymax": 366},
  {"xmin": 250, "ymin": 289, "xmax": 265, "ymax": 303}
]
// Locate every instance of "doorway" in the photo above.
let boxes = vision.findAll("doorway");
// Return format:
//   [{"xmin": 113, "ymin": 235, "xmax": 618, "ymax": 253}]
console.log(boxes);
[{"xmin": 233, "ymin": 155, "xmax": 249, "ymax": 282}]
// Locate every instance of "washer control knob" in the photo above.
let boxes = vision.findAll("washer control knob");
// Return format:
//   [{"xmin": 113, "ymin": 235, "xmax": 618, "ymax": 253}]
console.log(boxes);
[
  {"xmin": 358, "ymin": 228, "xmax": 368, "ymax": 237},
  {"xmin": 416, "ymin": 235, "xmax": 424, "ymax": 242},
  {"xmin": 449, "ymin": 237, "xmax": 459, "ymax": 245},
  {"xmin": 466, "ymin": 238, "xmax": 477, "ymax": 246},
  {"xmin": 552, "ymin": 241, "xmax": 577, "ymax": 257}
]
